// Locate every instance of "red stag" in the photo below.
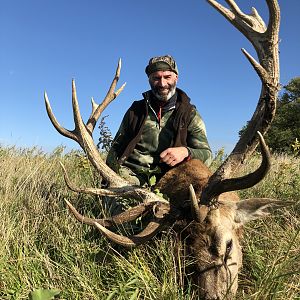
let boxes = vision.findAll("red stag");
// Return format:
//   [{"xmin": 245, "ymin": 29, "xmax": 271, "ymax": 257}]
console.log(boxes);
[{"xmin": 44, "ymin": 1, "xmax": 286, "ymax": 299}]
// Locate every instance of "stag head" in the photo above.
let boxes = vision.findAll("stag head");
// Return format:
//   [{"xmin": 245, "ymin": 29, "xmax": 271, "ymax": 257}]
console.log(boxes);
[
  {"xmin": 155, "ymin": 139, "xmax": 281, "ymax": 299},
  {"xmin": 44, "ymin": 1, "xmax": 284, "ymax": 299}
]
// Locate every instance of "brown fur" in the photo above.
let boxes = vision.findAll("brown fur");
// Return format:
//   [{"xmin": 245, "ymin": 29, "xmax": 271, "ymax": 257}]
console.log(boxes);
[
  {"xmin": 153, "ymin": 158, "xmax": 279, "ymax": 299},
  {"xmin": 156, "ymin": 159, "xmax": 212, "ymax": 206},
  {"xmin": 156, "ymin": 159, "xmax": 242, "ymax": 299},
  {"xmin": 156, "ymin": 159, "xmax": 239, "ymax": 207}
]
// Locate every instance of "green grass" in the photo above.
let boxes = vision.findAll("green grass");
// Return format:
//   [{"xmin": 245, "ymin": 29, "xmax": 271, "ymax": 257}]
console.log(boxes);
[{"xmin": 0, "ymin": 146, "xmax": 299, "ymax": 299}]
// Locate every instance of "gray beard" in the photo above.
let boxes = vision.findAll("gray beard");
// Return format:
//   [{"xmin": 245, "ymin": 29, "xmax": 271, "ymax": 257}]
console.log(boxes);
[{"xmin": 152, "ymin": 86, "xmax": 176, "ymax": 102}]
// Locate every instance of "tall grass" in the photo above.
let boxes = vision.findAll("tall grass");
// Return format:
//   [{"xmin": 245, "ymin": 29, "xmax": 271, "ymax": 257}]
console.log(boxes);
[{"xmin": 0, "ymin": 146, "xmax": 299, "ymax": 299}]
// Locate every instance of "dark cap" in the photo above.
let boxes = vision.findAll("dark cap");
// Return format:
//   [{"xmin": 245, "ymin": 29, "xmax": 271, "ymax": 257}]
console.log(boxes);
[{"xmin": 145, "ymin": 55, "xmax": 179, "ymax": 77}]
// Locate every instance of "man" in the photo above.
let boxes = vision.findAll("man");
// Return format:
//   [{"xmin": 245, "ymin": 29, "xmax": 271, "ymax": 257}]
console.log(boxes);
[{"xmin": 106, "ymin": 55, "xmax": 212, "ymax": 186}]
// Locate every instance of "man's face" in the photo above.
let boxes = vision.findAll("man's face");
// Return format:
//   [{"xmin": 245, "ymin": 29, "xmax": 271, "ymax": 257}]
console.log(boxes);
[{"xmin": 149, "ymin": 70, "xmax": 178, "ymax": 102}]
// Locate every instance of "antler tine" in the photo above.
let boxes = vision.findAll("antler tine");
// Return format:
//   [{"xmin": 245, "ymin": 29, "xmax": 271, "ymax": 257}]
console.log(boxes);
[
  {"xmin": 65, "ymin": 199, "xmax": 159, "ymax": 227},
  {"xmin": 44, "ymin": 91, "xmax": 79, "ymax": 142},
  {"xmin": 201, "ymin": 0, "xmax": 280, "ymax": 206},
  {"xmin": 93, "ymin": 218, "xmax": 168, "ymax": 248},
  {"xmin": 226, "ymin": 0, "xmax": 266, "ymax": 30},
  {"xmin": 65, "ymin": 198, "xmax": 170, "ymax": 248},
  {"xmin": 65, "ymin": 194, "xmax": 171, "ymax": 248},
  {"xmin": 200, "ymin": 131, "xmax": 271, "ymax": 205},
  {"xmin": 190, "ymin": 184, "xmax": 207, "ymax": 223},
  {"xmin": 266, "ymin": 0, "xmax": 280, "ymax": 37},
  {"xmin": 225, "ymin": 0, "xmax": 242, "ymax": 16},
  {"xmin": 206, "ymin": 0, "xmax": 234, "ymax": 23},
  {"xmin": 60, "ymin": 162, "xmax": 170, "ymax": 203},
  {"xmin": 86, "ymin": 59, "xmax": 126, "ymax": 134},
  {"xmin": 71, "ymin": 79, "xmax": 87, "ymax": 139},
  {"xmin": 207, "ymin": 0, "xmax": 267, "ymax": 41},
  {"xmin": 91, "ymin": 97, "xmax": 98, "ymax": 115},
  {"xmin": 241, "ymin": 48, "xmax": 270, "ymax": 84}
]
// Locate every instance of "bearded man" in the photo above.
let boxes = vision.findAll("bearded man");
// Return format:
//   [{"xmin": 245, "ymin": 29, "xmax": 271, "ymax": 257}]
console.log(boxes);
[{"xmin": 106, "ymin": 55, "xmax": 212, "ymax": 186}]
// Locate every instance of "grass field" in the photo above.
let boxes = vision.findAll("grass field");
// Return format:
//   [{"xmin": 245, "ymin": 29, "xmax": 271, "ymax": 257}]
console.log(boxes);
[{"xmin": 0, "ymin": 146, "xmax": 299, "ymax": 299}]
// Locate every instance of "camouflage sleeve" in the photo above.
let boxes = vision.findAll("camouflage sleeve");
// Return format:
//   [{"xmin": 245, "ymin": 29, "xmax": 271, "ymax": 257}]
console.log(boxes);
[
  {"xmin": 106, "ymin": 111, "xmax": 129, "ymax": 172},
  {"xmin": 186, "ymin": 109, "xmax": 213, "ymax": 166}
]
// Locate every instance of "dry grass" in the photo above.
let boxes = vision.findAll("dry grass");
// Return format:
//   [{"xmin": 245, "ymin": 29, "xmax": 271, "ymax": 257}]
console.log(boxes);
[{"xmin": 0, "ymin": 146, "xmax": 299, "ymax": 299}]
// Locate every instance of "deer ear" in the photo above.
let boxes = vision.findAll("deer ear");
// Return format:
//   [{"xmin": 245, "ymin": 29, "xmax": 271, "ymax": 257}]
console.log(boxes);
[{"xmin": 234, "ymin": 198, "xmax": 291, "ymax": 225}]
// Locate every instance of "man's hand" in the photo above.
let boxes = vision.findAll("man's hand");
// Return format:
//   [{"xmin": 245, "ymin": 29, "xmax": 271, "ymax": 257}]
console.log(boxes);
[{"xmin": 160, "ymin": 147, "xmax": 189, "ymax": 167}]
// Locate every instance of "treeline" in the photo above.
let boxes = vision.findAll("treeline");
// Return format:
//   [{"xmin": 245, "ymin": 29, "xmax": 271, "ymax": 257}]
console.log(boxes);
[{"xmin": 240, "ymin": 77, "xmax": 300, "ymax": 155}]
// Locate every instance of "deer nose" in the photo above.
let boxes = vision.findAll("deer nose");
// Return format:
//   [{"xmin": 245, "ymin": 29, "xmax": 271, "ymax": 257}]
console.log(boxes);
[{"xmin": 207, "ymin": 295, "xmax": 221, "ymax": 300}]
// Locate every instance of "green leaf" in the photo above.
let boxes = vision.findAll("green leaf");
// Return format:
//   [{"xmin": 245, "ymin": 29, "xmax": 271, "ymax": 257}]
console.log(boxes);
[
  {"xmin": 29, "ymin": 289, "xmax": 60, "ymax": 300},
  {"xmin": 149, "ymin": 175, "xmax": 157, "ymax": 186}
]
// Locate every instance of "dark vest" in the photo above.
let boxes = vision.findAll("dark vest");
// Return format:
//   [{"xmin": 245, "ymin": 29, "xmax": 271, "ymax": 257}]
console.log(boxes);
[{"xmin": 117, "ymin": 88, "xmax": 195, "ymax": 164}]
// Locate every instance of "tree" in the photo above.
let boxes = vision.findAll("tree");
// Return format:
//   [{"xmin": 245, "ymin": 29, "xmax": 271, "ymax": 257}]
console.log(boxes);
[
  {"xmin": 97, "ymin": 115, "xmax": 113, "ymax": 153},
  {"xmin": 266, "ymin": 77, "xmax": 300, "ymax": 154},
  {"xmin": 240, "ymin": 77, "xmax": 300, "ymax": 155}
]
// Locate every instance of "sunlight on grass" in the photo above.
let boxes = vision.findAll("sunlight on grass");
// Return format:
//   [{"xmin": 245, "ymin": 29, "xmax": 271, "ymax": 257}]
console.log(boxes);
[{"xmin": 0, "ymin": 146, "xmax": 299, "ymax": 299}]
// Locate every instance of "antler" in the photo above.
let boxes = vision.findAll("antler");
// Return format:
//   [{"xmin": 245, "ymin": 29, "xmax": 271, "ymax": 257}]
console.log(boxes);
[
  {"xmin": 45, "ymin": 60, "xmax": 170, "ymax": 243},
  {"xmin": 200, "ymin": 0, "xmax": 280, "ymax": 205},
  {"xmin": 45, "ymin": 59, "xmax": 126, "ymax": 188},
  {"xmin": 45, "ymin": 60, "xmax": 168, "ymax": 203},
  {"xmin": 45, "ymin": 1, "xmax": 280, "ymax": 246}
]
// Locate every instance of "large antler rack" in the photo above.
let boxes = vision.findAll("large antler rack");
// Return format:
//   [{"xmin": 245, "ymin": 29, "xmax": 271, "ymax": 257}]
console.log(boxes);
[
  {"xmin": 200, "ymin": 0, "xmax": 280, "ymax": 205},
  {"xmin": 44, "ymin": 60, "xmax": 169, "ymax": 205},
  {"xmin": 44, "ymin": 60, "xmax": 172, "ymax": 246}
]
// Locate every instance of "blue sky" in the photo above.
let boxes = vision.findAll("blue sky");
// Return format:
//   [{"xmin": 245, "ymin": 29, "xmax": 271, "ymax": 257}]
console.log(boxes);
[{"xmin": 0, "ymin": 1, "xmax": 299, "ymax": 155}]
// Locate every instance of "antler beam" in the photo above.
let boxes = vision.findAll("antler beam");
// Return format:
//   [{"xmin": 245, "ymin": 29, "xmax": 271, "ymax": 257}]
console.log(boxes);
[{"xmin": 201, "ymin": 0, "xmax": 280, "ymax": 205}]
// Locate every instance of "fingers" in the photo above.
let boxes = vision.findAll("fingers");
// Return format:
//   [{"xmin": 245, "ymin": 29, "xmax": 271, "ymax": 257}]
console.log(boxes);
[
  {"xmin": 161, "ymin": 153, "xmax": 178, "ymax": 166},
  {"xmin": 160, "ymin": 147, "xmax": 189, "ymax": 166}
]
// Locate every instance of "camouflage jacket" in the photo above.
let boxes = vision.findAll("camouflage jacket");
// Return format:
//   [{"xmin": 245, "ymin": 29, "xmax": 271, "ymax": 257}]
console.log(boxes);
[{"xmin": 106, "ymin": 88, "xmax": 212, "ymax": 176}]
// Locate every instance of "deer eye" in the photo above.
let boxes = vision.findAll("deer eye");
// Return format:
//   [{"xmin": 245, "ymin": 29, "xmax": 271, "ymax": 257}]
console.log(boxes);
[{"xmin": 225, "ymin": 239, "xmax": 233, "ymax": 257}]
